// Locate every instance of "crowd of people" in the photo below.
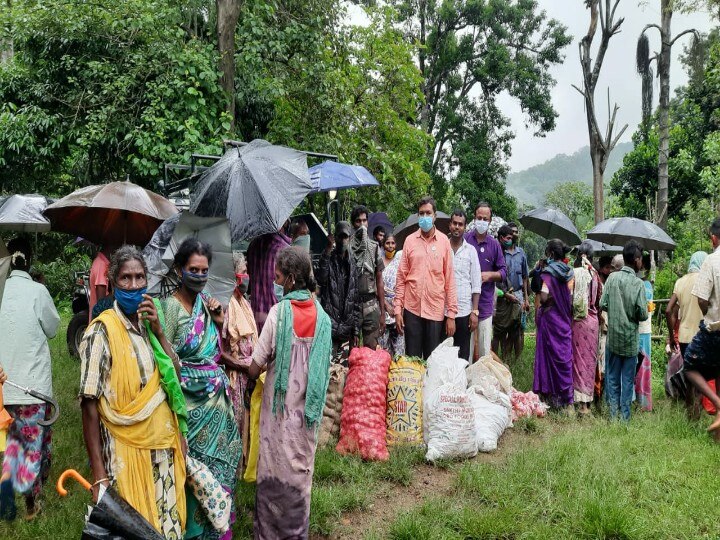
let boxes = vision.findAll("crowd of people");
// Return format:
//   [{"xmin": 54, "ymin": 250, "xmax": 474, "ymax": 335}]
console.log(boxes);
[{"xmin": 1, "ymin": 199, "xmax": 720, "ymax": 539}]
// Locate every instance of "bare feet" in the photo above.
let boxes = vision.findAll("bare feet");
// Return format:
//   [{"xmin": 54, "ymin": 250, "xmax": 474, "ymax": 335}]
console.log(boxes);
[{"xmin": 707, "ymin": 412, "xmax": 720, "ymax": 432}]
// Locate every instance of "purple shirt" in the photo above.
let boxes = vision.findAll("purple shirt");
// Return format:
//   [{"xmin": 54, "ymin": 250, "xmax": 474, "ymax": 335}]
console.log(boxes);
[
  {"xmin": 464, "ymin": 231, "xmax": 507, "ymax": 320},
  {"xmin": 247, "ymin": 232, "xmax": 291, "ymax": 316}
]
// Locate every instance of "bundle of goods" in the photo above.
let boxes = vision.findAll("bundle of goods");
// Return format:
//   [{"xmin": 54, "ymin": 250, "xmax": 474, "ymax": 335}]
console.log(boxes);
[
  {"xmin": 468, "ymin": 353, "xmax": 513, "ymax": 395},
  {"xmin": 336, "ymin": 347, "xmax": 392, "ymax": 461},
  {"xmin": 466, "ymin": 353, "xmax": 512, "ymax": 452},
  {"xmin": 318, "ymin": 364, "xmax": 348, "ymax": 447},
  {"xmin": 386, "ymin": 356, "xmax": 426, "ymax": 446},
  {"xmin": 510, "ymin": 390, "xmax": 548, "ymax": 421},
  {"xmin": 423, "ymin": 339, "xmax": 477, "ymax": 461}
]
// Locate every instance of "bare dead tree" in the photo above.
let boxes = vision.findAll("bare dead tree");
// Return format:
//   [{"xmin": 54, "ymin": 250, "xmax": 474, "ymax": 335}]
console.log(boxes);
[
  {"xmin": 573, "ymin": 0, "xmax": 628, "ymax": 225},
  {"xmin": 637, "ymin": 0, "xmax": 698, "ymax": 231},
  {"xmin": 217, "ymin": 0, "xmax": 242, "ymax": 130}
]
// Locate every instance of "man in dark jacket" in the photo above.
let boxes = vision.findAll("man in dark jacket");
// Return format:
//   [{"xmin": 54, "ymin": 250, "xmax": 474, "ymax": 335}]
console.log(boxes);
[{"xmin": 317, "ymin": 221, "xmax": 361, "ymax": 352}]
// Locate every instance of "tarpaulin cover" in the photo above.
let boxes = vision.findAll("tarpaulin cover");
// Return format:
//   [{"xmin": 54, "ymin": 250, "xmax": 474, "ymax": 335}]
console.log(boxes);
[
  {"xmin": 143, "ymin": 211, "xmax": 235, "ymax": 306},
  {"xmin": 189, "ymin": 140, "xmax": 313, "ymax": 242}
]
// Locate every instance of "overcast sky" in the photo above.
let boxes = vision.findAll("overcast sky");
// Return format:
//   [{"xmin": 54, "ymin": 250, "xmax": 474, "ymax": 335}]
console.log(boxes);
[{"xmin": 499, "ymin": 1, "xmax": 715, "ymax": 172}]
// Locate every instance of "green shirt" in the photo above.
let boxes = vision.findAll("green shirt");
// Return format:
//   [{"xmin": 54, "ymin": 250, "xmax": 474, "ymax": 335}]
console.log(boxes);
[{"xmin": 600, "ymin": 266, "xmax": 649, "ymax": 357}]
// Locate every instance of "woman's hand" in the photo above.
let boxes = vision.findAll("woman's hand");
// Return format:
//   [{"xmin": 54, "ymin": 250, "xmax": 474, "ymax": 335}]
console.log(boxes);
[
  {"xmin": 206, "ymin": 297, "xmax": 224, "ymax": 325},
  {"xmin": 138, "ymin": 294, "xmax": 163, "ymax": 336},
  {"xmin": 0, "ymin": 365, "xmax": 7, "ymax": 384},
  {"xmin": 181, "ymin": 436, "xmax": 188, "ymax": 460},
  {"xmin": 91, "ymin": 478, "xmax": 110, "ymax": 504}
]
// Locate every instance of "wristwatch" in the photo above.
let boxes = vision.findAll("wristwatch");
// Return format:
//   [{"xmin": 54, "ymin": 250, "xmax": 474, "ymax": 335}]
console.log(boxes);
[{"xmin": 471, "ymin": 310, "xmax": 479, "ymax": 316}]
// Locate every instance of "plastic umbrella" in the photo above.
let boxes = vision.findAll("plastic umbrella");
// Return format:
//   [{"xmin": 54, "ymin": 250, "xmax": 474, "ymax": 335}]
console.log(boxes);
[
  {"xmin": 368, "ymin": 212, "xmax": 394, "ymax": 238},
  {"xmin": 143, "ymin": 211, "xmax": 235, "ymax": 306},
  {"xmin": 393, "ymin": 211, "xmax": 451, "ymax": 249},
  {"xmin": 189, "ymin": 139, "xmax": 313, "ymax": 242},
  {"xmin": 57, "ymin": 470, "xmax": 164, "ymax": 540},
  {"xmin": 308, "ymin": 161, "xmax": 379, "ymax": 193},
  {"xmin": 519, "ymin": 207, "xmax": 582, "ymax": 246},
  {"xmin": 587, "ymin": 217, "xmax": 676, "ymax": 251},
  {"xmin": 44, "ymin": 181, "xmax": 178, "ymax": 246},
  {"xmin": 0, "ymin": 194, "xmax": 54, "ymax": 232}
]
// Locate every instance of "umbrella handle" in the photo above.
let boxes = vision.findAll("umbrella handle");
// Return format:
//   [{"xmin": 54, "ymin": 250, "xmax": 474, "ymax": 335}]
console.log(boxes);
[
  {"xmin": 57, "ymin": 469, "xmax": 92, "ymax": 496},
  {"xmin": 3, "ymin": 380, "xmax": 60, "ymax": 426}
]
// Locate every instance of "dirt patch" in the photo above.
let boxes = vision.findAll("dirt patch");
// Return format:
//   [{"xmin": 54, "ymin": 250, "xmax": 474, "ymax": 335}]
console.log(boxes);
[{"xmin": 326, "ymin": 427, "xmax": 550, "ymax": 539}]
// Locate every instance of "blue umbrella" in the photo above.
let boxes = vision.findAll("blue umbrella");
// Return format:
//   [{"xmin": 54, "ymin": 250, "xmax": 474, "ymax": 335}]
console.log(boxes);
[{"xmin": 309, "ymin": 161, "xmax": 379, "ymax": 193}]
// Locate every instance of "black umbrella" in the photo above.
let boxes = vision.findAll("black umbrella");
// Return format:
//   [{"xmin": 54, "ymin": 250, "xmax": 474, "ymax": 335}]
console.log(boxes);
[
  {"xmin": 587, "ymin": 217, "xmax": 676, "ymax": 251},
  {"xmin": 393, "ymin": 211, "xmax": 451, "ymax": 248},
  {"xmin": 57, "ymin": 470, "xmax": 164, "ymax": 540},
  {"xmin": 519, "ymin": 207, "xmax": 582, "ymax": 246},
  {"xmin": 189, "ymin": 139, "xmax": 313, "ymax": 242},
  {"xmin": 576, "ymin": 239, "xmax": 623, "ymax": 257}
]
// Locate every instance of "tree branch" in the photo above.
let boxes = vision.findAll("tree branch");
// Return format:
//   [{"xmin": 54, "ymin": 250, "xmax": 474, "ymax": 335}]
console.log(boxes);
[{"xmin": 670, "ymin": 28, "xmax": 698, "ymax": 47}]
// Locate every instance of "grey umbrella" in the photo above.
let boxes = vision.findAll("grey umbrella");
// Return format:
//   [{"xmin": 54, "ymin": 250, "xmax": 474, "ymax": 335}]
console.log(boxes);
[
  {"xmin": 587, "ymin": 217, "xmax": 676, "ymax": 251},
  {"xmin": 519, "ymin": 207, "xmax": 582, "ymax": 246},
  {"xmin": 0, "ymin": 194, "xmax": 54, "ymax": 232},
  {"xmin": 189, "ymin": 139, "xmax": 313, "ymax": 242},
  {"xmin": 143, "ymin": 211, "xmax": 236, "ymax": 306}
]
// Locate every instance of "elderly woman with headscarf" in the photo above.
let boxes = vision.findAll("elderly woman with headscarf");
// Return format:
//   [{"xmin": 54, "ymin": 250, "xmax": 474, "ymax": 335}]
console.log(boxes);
[
  {"xmin": 79, "ymin": 246, "xmax": 187, "ymax": 538},
  {"xmin": 0, "ymin": 238, "xmax": 60, "ymax": 521},
  {"xmin": 667, "ymin": 251, "xmax": 709, "ymax": 357}
]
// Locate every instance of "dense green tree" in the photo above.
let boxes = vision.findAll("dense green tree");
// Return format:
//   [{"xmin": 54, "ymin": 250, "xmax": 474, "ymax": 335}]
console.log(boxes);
[{"xmin": 543, "ymin": 181, "xmax": 594, "ymax": 235}]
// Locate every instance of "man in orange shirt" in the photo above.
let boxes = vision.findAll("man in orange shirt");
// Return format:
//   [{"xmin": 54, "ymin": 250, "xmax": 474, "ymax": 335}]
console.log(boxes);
[{"xmin": 395, "ymin": 196, "xmax": 458, "ymax": 359}]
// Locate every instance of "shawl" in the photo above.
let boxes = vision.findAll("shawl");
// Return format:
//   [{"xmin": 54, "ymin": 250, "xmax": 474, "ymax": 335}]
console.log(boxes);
[
  {"xmin": 544, "ymin": 260, "xmax": 574, "ymax": 283},
  {"xmin": 688, "ymin": 251, "xmax": 708, "ymax": 274},
  {"xmin": 273, "ymin": 289, "xmax": 332, "ymax": 428},
  {"xmin": 350, "ymin": 227, "xmax": 376, "ymax": 275},
  {"xmin": 224, "ymin": 293, "xmax": 258, "ymax": 354},
  {"xmin": 95, "ymin": 309, "xmax": 186, "ymax": 533}
]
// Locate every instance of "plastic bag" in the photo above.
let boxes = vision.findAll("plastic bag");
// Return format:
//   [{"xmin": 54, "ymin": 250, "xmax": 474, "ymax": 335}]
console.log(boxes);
[
  {"xmin": 424, "ymin": 339, "xmax": 468, "ymax": 399},
  {"xmin": 467, "ymin": 353, "xmax": 513, "ymax": 396},
  {"xmin": 243, "ymin": 372, "xmax": 265, "ymax": 483},
  {"xmin": 468, "ymin": 388, "xmax": 511, "ymax": 452},
  {"xmin": 318, "ymin": 364, "xmax": 347, "ymax": 447},
  {"xmin": 336, "ymin": 347, "xmax": 392, "ymax": 461},
  {"xmin": 510, "ymin": 389, "xmax": 548, "ymax": 421},
  {"xmin": 424, "ymin": 384, "xmax": 477, "ymax": 461},
  {"xmin": 386, "ymin": 357, "xmax": 425, "ymax": 446}
]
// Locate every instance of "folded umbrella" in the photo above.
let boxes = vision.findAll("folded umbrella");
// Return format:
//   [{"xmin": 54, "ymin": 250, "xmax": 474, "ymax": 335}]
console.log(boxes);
[
  {"xmin": 44, "ymin": 181, "xmax": 178, "ymax": 246},
  {"xmin": 587, "ymin": 217, "xmax": 676, "ymax": 251},
  {"xmin": 57, "ymin": 470, "xmax": 164, "ymax": 540},
  {"xmin": 308, "ymin": 160, "xmax": 379, "ymax": 193},
  {"xmin": 393, "ymin": 211, "xmax": 451, "ymax": 249},
  {"xmin": 190, "ymin": 139, "xmax": 313, "ymax": 242},
  {"xmin": 519, "ymin": 207, "xmax": 582, "ymax": 246},
  {"xmin": 143, "ymin": 211, "xmax": 235, "ymax": 306},
  {"xmin": 0, "ymin": 194, "xmax": 54, "ymax": 232}
]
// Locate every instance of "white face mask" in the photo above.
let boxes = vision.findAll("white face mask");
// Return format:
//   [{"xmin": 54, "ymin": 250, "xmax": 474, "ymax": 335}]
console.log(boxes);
[{"xmin": 473, "ymin": 219, "xmax": 490, "ymax": 234}]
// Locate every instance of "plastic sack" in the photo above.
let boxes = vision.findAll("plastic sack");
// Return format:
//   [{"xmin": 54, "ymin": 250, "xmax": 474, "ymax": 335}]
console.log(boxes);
[
  {"xmin": 243, "ymin": 372, "xmax": 265, "ymax": 483},
  {"xmin": 468, "ymin": 388, "xmax": 511, "ymax": 452},
  {"xmin": 424, "ymin": 384, "xmax": 477, "ymax": 462},
  {"xmin": 467, "ymin": 353, "xmax": 513, "ymax": 396},
  {"xmin": 386, "ymin": 357, "xmax": 425, "ymax": 446},
  {"xmin": 336, "ymin": 347, "xmax": 392, "ymax": 461},
  {"xmin": 318, "ymin": 364, "xmax": 348, "ymax": 447},
  {"xmin": 424, "ymin": 339, "xmax": 468, "ymax": 399}
]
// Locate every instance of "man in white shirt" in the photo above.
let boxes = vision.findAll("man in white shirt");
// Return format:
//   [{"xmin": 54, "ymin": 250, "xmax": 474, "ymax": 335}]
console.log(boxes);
[
  {"xmin": 685, "ymin": 217, "xmax": 720, "ymax": 432},
  {"xmin": 447, "ymin": 210, "xmax": 481, "ymax": 361}
]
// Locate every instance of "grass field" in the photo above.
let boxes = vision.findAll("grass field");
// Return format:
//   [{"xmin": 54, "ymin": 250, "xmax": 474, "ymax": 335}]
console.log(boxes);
[{"xmin": 1, "ymin": 316, "xmax": 718, "ymax": 539}]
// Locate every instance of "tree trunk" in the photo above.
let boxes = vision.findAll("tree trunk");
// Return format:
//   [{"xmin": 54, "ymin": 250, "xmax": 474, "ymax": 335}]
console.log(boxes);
[
  {"xmin": 1, "ymin": 0, "xmax": 13, "ymax": 63},
  {"xmin": 216, "ymin": 0, "xmax": 242, "ymax": 130},
  {"xmin": 656, "ymin": 0, "xmax": 672, "ymax": 231},
  {"xmin": 592, "ymin": 151, "xmax": 605, "ymax": 224}
]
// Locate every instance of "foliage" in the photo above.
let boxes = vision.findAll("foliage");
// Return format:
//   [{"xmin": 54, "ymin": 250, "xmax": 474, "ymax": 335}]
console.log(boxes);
[
  {"xmin": 543, "ymin": 181, "xmax": 594, "ymax": 236},
  {"xmin": 0, "ymin": 0, "xmax": 232, "ymax": 194}
]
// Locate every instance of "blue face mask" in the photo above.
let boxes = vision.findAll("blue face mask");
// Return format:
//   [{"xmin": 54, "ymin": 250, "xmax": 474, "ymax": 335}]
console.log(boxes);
[
  {"xmin": 115, "ymin": 286, "xmax": 147, "ymax": 315},
  {"xmin": 274, "ymin": 282, "xmax": 285, "ymax": 302},
  {"xmin": 418, "ymin": 215, "xmax": 433, "ymax": 232}
]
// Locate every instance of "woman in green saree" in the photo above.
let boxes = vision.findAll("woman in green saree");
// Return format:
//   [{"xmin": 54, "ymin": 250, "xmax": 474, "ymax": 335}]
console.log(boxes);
[{"xmin": 161, "ymin": 238, "xmax": 241, "ymax": 540}]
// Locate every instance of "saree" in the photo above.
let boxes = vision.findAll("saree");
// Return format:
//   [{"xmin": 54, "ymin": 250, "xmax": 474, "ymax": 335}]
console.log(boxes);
[
  {"xmin": 162, "ymin": 295, "xmax": 242, "ymax": 540},
  {"xmin": 635, "ymin": 280, "xmax": 653, "ymax": 412},
  {"xmin": 572, "ymin": 266, "xmax": 600, "ymax": 403},
  {"xmin": 533, "ymin": 271, "xmax": 574, "ymax": 407}
]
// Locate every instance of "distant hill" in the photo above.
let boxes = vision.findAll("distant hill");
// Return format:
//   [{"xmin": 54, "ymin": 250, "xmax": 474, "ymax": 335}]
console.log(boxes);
[{"xmin": 505, "ymin": 142, "xmax": 633, "ymax": 206}]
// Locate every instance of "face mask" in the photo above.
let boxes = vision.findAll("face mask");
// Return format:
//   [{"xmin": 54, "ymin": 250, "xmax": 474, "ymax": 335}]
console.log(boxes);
[
  {"xmin": 292, "ymin": 234, "xmax": 311, "ymax": 251},
  {"xmin": 418, "ymin": 216, "xmax": 433, "ymax": 232},
  {"xmin": 355, "ymin": 225, "xmax": 367, "ymax": 238},
  {"xmin": 637, "ymin": 269, "xmax": 647, "ymax": 279},
  {"xmin": 182, "ymin": 269, "xmax": 208, "ymax": 293},
  {"xmin": 385, "ymin": 249, "xmax": 396, "ymax": 259},
  {"xmin": 115, "ymin": 286, "xmax": 147, "ymax": 315},
  {"xmin": 473, "ymin": 219, "xmax": 490, "ymax": 234},
  {"xmin": 502, "ymin": 239, "xmax": 513, "ymax": 248},
  {"xmin": 274, "ymin": 275, "xmax": 291, "ymax": 302},
  {"xmin": 235, "ymin": 273, "xmax": 249, "ymax": 288}
]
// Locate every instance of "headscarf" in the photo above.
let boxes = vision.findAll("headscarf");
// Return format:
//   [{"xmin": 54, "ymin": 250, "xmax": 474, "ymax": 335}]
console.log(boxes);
[
  {"xmin": 688, "ymin": 251, "xmax": 708, "ymax": 274},
  {"xmin": 350, "ymin": 225, "xmax": 376, "ymax": 274},
  {"xmin": 543, "ymin": 260, "xmax": 574, "ymax": 283}
]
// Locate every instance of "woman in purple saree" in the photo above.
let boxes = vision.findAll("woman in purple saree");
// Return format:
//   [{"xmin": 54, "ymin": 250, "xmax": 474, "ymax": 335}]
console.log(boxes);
[{"xmin": 531, "ymin": 239, "xmax": 575, "ymax": 408}]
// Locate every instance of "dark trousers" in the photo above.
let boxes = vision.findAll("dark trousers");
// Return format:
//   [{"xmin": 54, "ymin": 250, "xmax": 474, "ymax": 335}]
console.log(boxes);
[
  {"xmin": 451, "ymin": 315, "xmax": 471, "ymax": 361},
  {"xmin": 404, "ymin": 309, "xmax": 443, "ymax": 359}
]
